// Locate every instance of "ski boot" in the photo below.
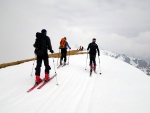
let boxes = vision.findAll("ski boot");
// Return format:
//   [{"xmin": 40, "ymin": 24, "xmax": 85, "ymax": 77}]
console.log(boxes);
[
  {"xmin": 35, "ymin": 75, "xmax": 42, "ymax": 84},
  {"xmin": 45, "ymin": 72, "xmax": 50, "ymax": 82}
]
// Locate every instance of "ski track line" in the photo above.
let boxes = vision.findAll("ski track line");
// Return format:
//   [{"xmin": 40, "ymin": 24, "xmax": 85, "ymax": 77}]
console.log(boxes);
[
  {"xmin": 50, "ymin": 68, "xmax": 82, "ymax": 113},
  {"xmin": 87, "ymin": 73, "xmax": 98, "ymax": 113},
  {"xmin": 70, "ymin": 74, "xmax": 92, "ymax": 113},
  {"xmin": 47, "ymin": 63, "xmax": 90, "ymax": 113},
  {"xmin": 53, "ymin": 64, "xmax": 95, "ymax": 113},
  {"xmin": 74, "ymin": 74, "xmax": 97, "ymax": 113},
  {"xmin": 53, "ymin": 70, "xmax": 88, "ymax": 113}
]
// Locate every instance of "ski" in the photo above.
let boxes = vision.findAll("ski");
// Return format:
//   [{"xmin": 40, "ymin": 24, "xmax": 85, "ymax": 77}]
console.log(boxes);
[
  {"xmin": 94, "ymin": 71, "xmax": 97, "ymax": 74},
  {"xmin": 62, "ymin": 64, "xmax": 66, "ymax": 67},
  {"xmin": 27, "ymin": 78, "xmax": 44, "ymax": 93},
  {"xmin": 57, "ymin": 63, "xmax": 69, "ymax": 69},
  {"xmin": 62, "ymin": 62, "xmax": 69, "ymax": 67},
  {"xmin": 57, "ymin": 65, "xmax": 62, "ymax": 69},
  {"xmin": 90, "ymin": 69, "xmax": 92, "ymax": 76},
  {"xmin": 37, "ymin": 74, "xmax": 57, "ymax": 89}
]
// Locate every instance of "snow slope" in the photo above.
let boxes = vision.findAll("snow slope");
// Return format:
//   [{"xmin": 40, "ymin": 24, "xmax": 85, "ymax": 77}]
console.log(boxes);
[{"xmin": 0, "ymin": 52, "xmax": 150, "ymax": 113}]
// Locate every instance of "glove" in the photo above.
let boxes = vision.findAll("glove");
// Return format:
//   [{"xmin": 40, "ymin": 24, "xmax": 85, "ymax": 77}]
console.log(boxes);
[
  {"xmin": 50, "ymin": 50, "xmax": 54, "ymax": 53},
  {"xmin": 98, "ymin": 54, "xmax": 100, "ymax": 56},
  {"xmin": 69, "ymin": 47, "xmax": 71, "ymax": 49}
]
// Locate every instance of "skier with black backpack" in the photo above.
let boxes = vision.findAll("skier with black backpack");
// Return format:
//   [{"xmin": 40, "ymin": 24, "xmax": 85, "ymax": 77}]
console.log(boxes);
[
  {"xmin": 87, "ymin": 38, "xmax": 100, "ymax": 74},
  {"xmin": 33, "ymin": 29, "xmax": 54, "ymax": 84}
]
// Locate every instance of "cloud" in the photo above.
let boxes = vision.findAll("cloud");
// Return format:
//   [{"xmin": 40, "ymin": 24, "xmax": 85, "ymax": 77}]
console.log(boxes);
[
  {"xmin": 0, "ymin": 0, "xmax": 150, "ymax": 63},
  {"xmin": 98, "ymin": 31, "xmax": 150, "ymax": 58}
]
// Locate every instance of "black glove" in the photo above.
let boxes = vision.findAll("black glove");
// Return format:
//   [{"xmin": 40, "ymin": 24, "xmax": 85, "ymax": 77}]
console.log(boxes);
[
  {"xmin": 98, "ymin": 54, "xmax": 100, "ymax": 56},
  {"xmin": 50, "ymin": 50, "xmax": 54, "ymax": 53}
]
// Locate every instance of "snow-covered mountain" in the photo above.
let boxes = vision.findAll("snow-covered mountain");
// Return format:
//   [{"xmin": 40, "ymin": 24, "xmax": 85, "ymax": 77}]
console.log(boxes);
[
  {"xmin": 145, "ymin": 57, "xmax": 150, "ymax": 64},
  {"xmin": 102, "ymin": 50, "xmax": 150, "ymax": 75},
  {"xmin": 0, "ymin": 52, "xmax": 150, "ymax": 113}
]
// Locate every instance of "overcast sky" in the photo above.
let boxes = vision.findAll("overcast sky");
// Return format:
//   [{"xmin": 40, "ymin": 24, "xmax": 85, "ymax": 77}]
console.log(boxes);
[{"xmin": 0, "ymin": 0, "xmax": 150, "ymax": 63}]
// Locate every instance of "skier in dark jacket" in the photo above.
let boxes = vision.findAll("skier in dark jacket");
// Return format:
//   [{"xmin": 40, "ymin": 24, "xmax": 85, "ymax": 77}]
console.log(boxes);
[
  {"xmin": 33, "ymin": 29, "xmax": 54, "ymax": 84},
  {"xmin": 59, "ymin": 37, "xmax": 71, "ymax": 65},
  {"xmin": 87, "ymin": 38, "xmax": 100, "ymax": 72}
]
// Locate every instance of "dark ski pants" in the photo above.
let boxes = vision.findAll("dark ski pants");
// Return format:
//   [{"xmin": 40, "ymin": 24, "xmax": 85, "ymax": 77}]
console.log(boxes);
[
  {"xmin": 60, "ymin": 48, "xmax": 67, "ymax": 62},
  {"xmin": 35, "ymin": 54, "xmax": 51, "ymax": 76},
  {"xmin": 89, "ymin": 54, "xmax": 96, "ymax": 66}
]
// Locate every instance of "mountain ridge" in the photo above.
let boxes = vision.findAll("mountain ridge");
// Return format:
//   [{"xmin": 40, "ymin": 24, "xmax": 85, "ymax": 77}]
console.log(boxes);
[{"xmin": 102, "ymin": 50, "xmax": 150, "ymax": 75}]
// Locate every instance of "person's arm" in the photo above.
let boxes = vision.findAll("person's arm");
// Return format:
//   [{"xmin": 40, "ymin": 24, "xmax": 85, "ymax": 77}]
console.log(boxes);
[
  {"xmin": 66, "ymin": 42, "xmax": 71, "ymax": 49},
  {"xmin": 96, "ymin": 44, "xmax": 100, "ymax": 56},
  {"xmin": 47, "ymin": 36, "xmax": 54, "ymax": 53},
  {"xmin": 87, "ymin": 43, "xmax": 90, "ymax": 51}
]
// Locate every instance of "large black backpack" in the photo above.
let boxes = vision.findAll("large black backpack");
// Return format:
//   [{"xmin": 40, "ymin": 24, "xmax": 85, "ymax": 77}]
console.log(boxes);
[{"xmin": 34, "ymin": 32, "xmax": 47, "ymax": 56}]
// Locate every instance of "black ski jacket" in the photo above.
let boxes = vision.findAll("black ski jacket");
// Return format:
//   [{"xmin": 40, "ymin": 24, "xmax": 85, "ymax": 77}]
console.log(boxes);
[
  {"xmin": 87, "ymin": 42, "xmax": 100, "ymax": 56},
  {"xmin": 33, "ymin": 33, "xmax": 53, "ymax": 53}
]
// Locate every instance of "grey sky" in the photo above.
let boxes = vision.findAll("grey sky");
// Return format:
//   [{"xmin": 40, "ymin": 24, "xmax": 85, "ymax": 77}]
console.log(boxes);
[{"xmin": 0, "ymin": 0, "xmax": 150, "ymax": 63}]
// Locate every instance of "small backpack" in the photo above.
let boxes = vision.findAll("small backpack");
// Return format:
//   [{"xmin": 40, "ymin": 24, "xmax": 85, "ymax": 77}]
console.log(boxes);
[
  {"xmin": 34, "ymin": 32, "xmax": 47, "ymax": 56},
  {"xmin": 60, "ymin": 38, "xmax": 66, "ymax": 48}
]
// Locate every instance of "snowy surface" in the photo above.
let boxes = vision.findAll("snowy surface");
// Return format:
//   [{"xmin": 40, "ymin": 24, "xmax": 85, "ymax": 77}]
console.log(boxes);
[{"xmin": 0, "ymin": 53, "xmax": 150, "ymax": 113}]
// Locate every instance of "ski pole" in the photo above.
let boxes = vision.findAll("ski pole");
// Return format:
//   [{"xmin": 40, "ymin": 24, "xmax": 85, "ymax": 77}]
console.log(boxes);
[
  {"xmin": 30, "ymin": 60, "xmax": 35, "ymax": 76},
  {"xmin": 85, "ymin": 51, "xmax": 88, "ymax": 70},
  {"xmin": 30, "ymin": 55, "xmax": 36, "ymax": 76},
  {"xmin": 52, "ymin": 53, "xmax": 59, "ymax": 85},
  {"xmin": 98, "ymin": 56, "xmax": 102, "ymax": 74},
  {"xmin": 67, "ymin": 49, "xmax": 70, "ymax": 65},
  {"xmin": 57, "ymin": 49, "xmax": 60, "ymax": 66}
]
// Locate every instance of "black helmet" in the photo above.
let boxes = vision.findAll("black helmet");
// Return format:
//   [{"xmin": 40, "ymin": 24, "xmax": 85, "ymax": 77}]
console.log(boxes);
[
  {"xmin": 41, "ymin": 29, "xmax": 47, "ymax": 34},
  {"xmin": 93, "ymin": 38, "xmax": 96, "ymax": 40}
]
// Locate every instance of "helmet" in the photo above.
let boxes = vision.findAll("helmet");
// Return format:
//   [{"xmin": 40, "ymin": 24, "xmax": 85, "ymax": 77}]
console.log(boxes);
[
  {"xmin": 92, "ymin": 38, "xmax": 96, "ymax": 43},
  {"xmin": 41, "ymin": 29, "xmax": 47, "ymax": 34},
  {"xmin": 93, "ymin": 38, "xmax": 96, "ymax": 40}
]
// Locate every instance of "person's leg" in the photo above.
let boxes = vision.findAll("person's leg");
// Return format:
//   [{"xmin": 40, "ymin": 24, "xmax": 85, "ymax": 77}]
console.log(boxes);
[
  {"xmin": 35, "ymin": 56, "xmax": 42, "ymax": 83},
  {"xmin": 60, "ymin": 49, "xmax": 63, "ymax": 65},
  {"xmin": 89, "ymin": 54, "xmax": 93, "ymax": 71},
  {"xmin": 64, "ymin": 49, "xmax": 67, "ymax": 64},
  {"xmin": 93, "ymin": 55, "xmax": 96, "ymax": 71},
  {"xmin": 43, "ymin": 54, "xmax": 51, "ymax": 81}
]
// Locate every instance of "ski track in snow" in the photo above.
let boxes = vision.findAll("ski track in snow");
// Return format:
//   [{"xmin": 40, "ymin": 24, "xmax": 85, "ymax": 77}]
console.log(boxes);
[{"xmin": 0, "ymin": 52, "xmax": 150, "ymax": 113}]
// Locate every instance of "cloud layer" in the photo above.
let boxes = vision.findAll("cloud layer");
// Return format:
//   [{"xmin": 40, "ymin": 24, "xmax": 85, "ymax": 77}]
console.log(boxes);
[{"xmin": 0, "ymin": 0, "xmax": 150, "ymax": 63}]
